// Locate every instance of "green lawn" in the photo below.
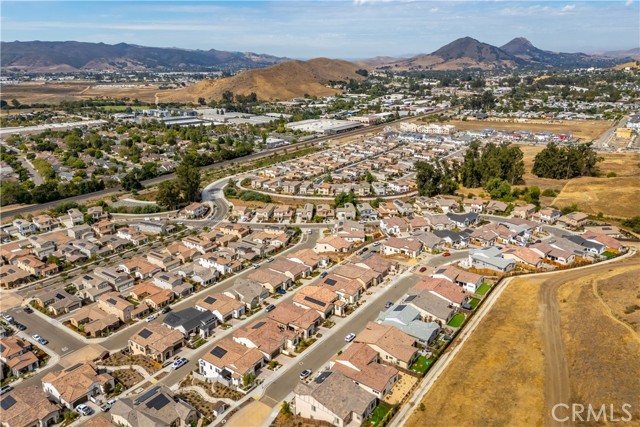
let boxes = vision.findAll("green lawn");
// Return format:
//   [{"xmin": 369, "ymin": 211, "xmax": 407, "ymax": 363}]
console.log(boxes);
[
  {"xmin": 366, "ymin": 403, "xmax": 392, "ymax": 427},
  {"xmin": 602, "ymin": 251, "xmax": 617, "ymax": 259},
  {"xmin": 468, "ymin": 297, "xmax": 481, "ymax": 310},
  {"xmin": 95, "ymin": 105, "xmax": 149, "ymax": 112},
  {"xmin": 475, "ymin": 283, "xmax": 492, "ymax": 296},
  {"xmin": 410, "ymin": 355, "xmax": 433, "ymax": 375},
  {"xmin": 447, "ymin": 313, "xmax": 465, "ymax": 328}
]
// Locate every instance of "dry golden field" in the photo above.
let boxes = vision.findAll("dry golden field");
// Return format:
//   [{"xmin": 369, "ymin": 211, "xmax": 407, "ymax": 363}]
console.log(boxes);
[
  {"xmin": 0, "ymin": 81, "xmax": 160, "ymax": 104},
  {"xmin": 406, "ymin": 251, "xmax": 640, "ymax": 427},
  {"xmin": 442, "ymin": 119, "xmax": 612, "ymax": 141}
]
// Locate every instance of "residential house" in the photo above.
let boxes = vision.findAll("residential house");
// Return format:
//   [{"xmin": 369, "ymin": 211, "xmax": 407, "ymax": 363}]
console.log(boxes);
[
  {"xmin": 355, "ymin": 322, "xmax": 418, "ymax": 370},
  {"xmin": 382, "ymin": 237, "xmax": 423, "ymax": 258},
  {"xmin": 163, "ymin": 307, "xmax": 217, "ymax": 339},
  {"xmin": 329, "ymin": 342, "xmax": 399, "ymax": 399},
  {"xmin": 95, "ymin": 267, "xmax": 135, "ymax": 292},
  {"xmin": 0, "ymin": 336, "xmax": 39, "ymax": 377},
  {"xmin": 267, "ymin": 302, "xmax": 322, "ymax": 339},
  {"xmin": 558, "ymin": 211, "xmax": 589, "ymax": 229},
  {"xmin": 0, "ymin": 385, "xmax": 61, "ymax": 427},
  {"xmin": 32, "ymin": 215, "xmax": 55, "ymax": 232},
  {"xmin": 195, "ymin": 293, "xmax": 245, "ymax": 323},
  {"xmin": 293, "ymin": 371, "xmax": 377, "ymax": 427},
  {"xmin": 432, "ymin": 265, "xmax": 484, "ymax": 292},
  {"xmin": 247, "ymin": 268, "xmax": 292, "ymax": 293},
  {"xmin": 198, "ymin": 337, "xmax": 264, "ymax": 388},
  {"xmin": 184, "ymin": 202, "xmax": 208, "ymax": 219},
  {"xmin": 293, "ymin": 286, "xmax": 338, "ymax": 318},
  {"xmin": 485, "ymin": 200, "xmax": 509, "ymax": 215},
  {"xmin": 533, "ymin": 208, "xmax": 562, "ymax": 224},
  {"xmin": 110, "ymin": 385, "xmax": 197, "ymax": 427},
  {"xmin": 33, "ymin": 289, "xmax": 82, "ymax": 316},
  {"xmin": 224, "ymin": 279, "xmax": 270, "ymax": 309},
  {"xmin": 512, "ymin": 204, "xmax": 537, "ymax": 219},
  {"xmin": 12, "ymin": 220, "xmax": 36, "ymax": 236},
  {"xmin": 233, "ymin": 318, "xmax": 300, "ymax": 361},
  {"xmin": 336, "ymin": 203, "xmax": 356, "ymax": 221},
  {"xmin": 129, "ymin": 324, "xmax": 185, "ymax": 362},
  {"xmin": 98, "ymin": 292, "xmax": 134, "ymax": 322},
  {"xmin": 42, "ymin": 363, "xmax": 114, "ymax": 409},
  {"xmin": 446, "ymin": 212, "xmax": 479, "ymax": 228},
  {"xmin": 412, "ymin": 277, "xmax": 468, "ymax": 307},
  {"xmin": 398, "ymin": 291, "xmax": 455, "ymax": 325},
  {"xmin": 376, "ymin": 304, "xmax": 441, "ymax": 344},
  {"xmin": 314, "ymin": 236, "xmax": 354, "ymax": 254},
  {"xmin": 469, "ymin": 247, "xmax": 516, "ymax": 273},
  {"xmin": 501, "ymin": 245, "xmax": 544, "ymax": 269},
  {"xmin": 356, "ymin": 203, "xmax": 377, "ymax": 221},
  {"xmin": 298, "ymin": 204, "xmax": 314, "ymax": 222}
]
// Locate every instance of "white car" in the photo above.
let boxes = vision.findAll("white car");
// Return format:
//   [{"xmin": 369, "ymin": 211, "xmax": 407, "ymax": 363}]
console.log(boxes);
[
  {"xmin": 171, "ymin": 357, "xmax": 188, "ymax": 370},
  {"xmin": 146, "ymin": 313, "xmax": 158, "ymax": 322},
  {"xmin": 344, "ymin": 333, "xmax": 356, "ymax": 342},
  {"xmin": 373, "ymin": 241, "xmax": 381, "ymax": 246},
  {"xmin": 2, "ymin": 314, "xmax": 13, "ymax": 323},
  {"xmin": 76, "ymin": 404, "xmax": 93, "ymax": 416}
]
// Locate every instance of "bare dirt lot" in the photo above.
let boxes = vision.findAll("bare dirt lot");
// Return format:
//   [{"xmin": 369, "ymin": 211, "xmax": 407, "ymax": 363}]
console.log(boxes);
[
  {"xmin": 405, "ymin": 251, "xmax": 640, "ymax": 427},
  {"xmin": 440, "ymin": 119, "xmax": 613, "ymax": 141},
  {"xmin": 0, "ymin": 82, "xmax": 160, "ymax": 104}
]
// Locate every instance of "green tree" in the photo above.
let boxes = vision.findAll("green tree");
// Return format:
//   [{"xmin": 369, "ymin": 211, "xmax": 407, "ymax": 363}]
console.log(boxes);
[
  {"xmin": 334, "ymin": 191, "xmax": 357, "ymax": 208},
  {"xmin": 175, "ymin": 159, "xmax": 201, "ymax": 203},
  {"xmin": 156, "ymin": 180, "xmax": 182, "ymax": 209},
  {"xmin": 121, "ymin": 170, "xmax": 142, "ymax": 191}
]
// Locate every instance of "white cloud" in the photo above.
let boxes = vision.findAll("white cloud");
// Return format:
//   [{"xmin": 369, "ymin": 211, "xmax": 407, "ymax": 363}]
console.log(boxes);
[
  {"xmin": 560, "ymin": 4, "xmax": 576, "ymax": 13},
  {"xmin": 625, "ymin": 0, "xmax": 634, "ymax": 6}
]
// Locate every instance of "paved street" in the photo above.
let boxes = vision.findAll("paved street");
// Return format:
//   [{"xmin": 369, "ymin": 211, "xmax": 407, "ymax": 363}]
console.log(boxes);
[{"xmin": 259, "ymin": 271, "xmax": 423, "ymax": 405}]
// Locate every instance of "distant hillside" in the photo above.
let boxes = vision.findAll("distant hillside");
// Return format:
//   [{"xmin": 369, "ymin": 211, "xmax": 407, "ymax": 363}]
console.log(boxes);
[
  {"xmin": 159, "ymin": 58, "xmax": 365, "ymax": 102},
  {"xmin": 601, "ymin": 47, "xmax": 640, "ymax": 60},
  {"xmin": 365, "ymin": 37, "xmax": 628, "ymax": 71},
  {"xmin": 0, "ymin": 41, "xmax": 287, "ymax": 72}
]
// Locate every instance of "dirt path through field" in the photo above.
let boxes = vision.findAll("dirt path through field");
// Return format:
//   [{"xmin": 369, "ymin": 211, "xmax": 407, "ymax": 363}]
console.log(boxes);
[{"xmin": 539, "ymin": 251, "xmax": 640, "ymax": 426}]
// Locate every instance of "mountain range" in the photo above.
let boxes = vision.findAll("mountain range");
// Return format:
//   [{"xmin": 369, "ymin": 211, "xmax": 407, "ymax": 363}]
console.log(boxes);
[
  {"xmin": 1, "ymin": 38, "xmax": 634, "ymax": 73},
  {"xmin": 363, "ymin": 37, "xmax": 632, "ymax": 70},
  {"xmin": 0, "ymin": 41, "xmax": 287, "ymax": 72}
]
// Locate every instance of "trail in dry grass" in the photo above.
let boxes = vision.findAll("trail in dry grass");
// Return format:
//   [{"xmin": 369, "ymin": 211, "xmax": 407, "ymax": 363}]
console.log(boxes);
[{"xmin": 591, "ymin": 279, "xmax": 640, "ymax": 344}]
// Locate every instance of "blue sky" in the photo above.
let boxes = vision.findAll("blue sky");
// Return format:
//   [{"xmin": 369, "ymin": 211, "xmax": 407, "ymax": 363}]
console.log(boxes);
[{"xmin": 1, "ymin": 1, "xmax": 638, "ymax": 59}]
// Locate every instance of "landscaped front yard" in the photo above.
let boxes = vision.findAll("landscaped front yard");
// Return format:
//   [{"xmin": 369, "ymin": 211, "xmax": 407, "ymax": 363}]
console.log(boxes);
[
  {"xmin": 447, "ymin": 313, "xmax": 465, "ymax": 328},
  {"xmin": 475, "ymin": 283, "xmax": 492, "ymax": 296},
  {"xmin": 468, "ymin": 297, "xmax": 481, "ymax": 310}
]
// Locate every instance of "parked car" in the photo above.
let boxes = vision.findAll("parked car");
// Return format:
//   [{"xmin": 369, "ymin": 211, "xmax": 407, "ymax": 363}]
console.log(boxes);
[
  {"xmin": 76, "ymin": 404, "xmax": 93, "ymax": 416},
  {"xmin": 266, "ymin": 258, "xmax": 274, "ymax": 263},
  {"xmin": 2, "ymin": 314, "xmax": 14, "ymax": 323},
  {"xmin": 384, "ymin": 301, "xmax": 394, "ymax": 309},
  {"xmin": 32, "ymin": 334, "xmax": 48, "ymax": 345},
  {"xmin": 0, "ymin": 385, "xmax": 13, "ymax": 396},
  {"xmin": 373, "ymin": 241, "xmax": 381, "ymax": 246},
  {"xmin": 161, "ymin": 306, "xmax": 172, "ymax": 314},
  {"xmin": 320, "ymin": 271, "xmax": 328, "ymax": 278},
  {"xmin": 419, "ymin": 267, "xmax": 427, "ymax": 272},
  {"xmin": 344, "ymin": 333, "xmax": 356, "ymax": 342},
  {"xmin": 277, "ymin": 288, "xmax": 286, "ymax": 295},
  {"xmin": 101, "ymin": 399, "xmax": 117, "ymax": 412},
  {"xmin": 171, "ymin": 357, "xmax": 188, "ymax": 370},
  {"xmin": 253, "ymin": 264, "xmax": 260, "ymax": 269},
  {"xmin": 23, "ymin": 307, "xmax": 33, "ymax": 314},
  {"xmin": 299, "ymin": 369, "xmax": 312, "ymax": 380},
  {"xmin": 14, "ymin": 322, "xmax": 26, "ymax": 331},
  {"xmin": 442, "ymin": 252, "xmax": 451, "ymax": 257},
  {"xmin": 265, "ymin": 304, "xmax": 276, "ymax": 313},
  {"xmin": 146, "ymin": 313, "xmax": 159, "ymax": 322}
]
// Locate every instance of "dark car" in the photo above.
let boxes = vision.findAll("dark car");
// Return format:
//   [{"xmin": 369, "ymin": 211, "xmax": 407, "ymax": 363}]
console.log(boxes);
[
  {"xmin": 442, "ymin": 252, "xmax": 451, "ymax": 257},
  {"xmin": 277, "ymin": 289, "xmax": 286, "ymax": 295},
  {"xmin": 384, "ymin": 301, "xmax": 394, "ymax": 309},
  {"xmin": 14, "ymin": 322, "xmax": 26, "ymax": 331},
  {"xmin": 320, "ymin": 271, "xmax": 328, "ymax": 278},
  {"xmin": 265, "ymin": 304, "xmax": 276, "ymax": 313},
  {"xmin": 23, "ymin": 307, "xmax": 33, "ymax": 314},
  {"xmin": 419, "ymin": 267, "xmax": 427, "ymax": 272},
  {"xmin": 161, "ymin": 306, "xmax": 172, "ymax": 314}
]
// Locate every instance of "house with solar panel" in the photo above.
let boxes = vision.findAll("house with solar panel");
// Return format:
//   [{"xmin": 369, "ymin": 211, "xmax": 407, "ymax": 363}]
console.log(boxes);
[
  {"xmin": 128, "ymin": 324, "xmax": 185, "ymax": 363},
  {"xmin": 198, "ymin": 337, "xmax": 265, "ymax": 388},
  {"xmin": 0, "ymin": 385, "xmax": 61, "ymax": 427},
  {"xmin": 111, "ymin": 385, "xmax": 197, "ymax": 427},
  {"xmin": 33, "ymin": 289, "xmax": 82, "ymax": 316},
  {"xmin": 233, "ymin": 318, "xmax": 301, "ymax": 360}
]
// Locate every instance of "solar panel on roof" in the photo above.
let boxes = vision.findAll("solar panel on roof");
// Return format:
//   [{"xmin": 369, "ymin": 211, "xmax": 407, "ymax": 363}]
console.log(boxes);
[
  {"xmin": 135, "ymin": 386, "xmax": 160, "ymax": 405},
  {"xmin": 65, "ymin": 362, "xmax": 83, "ymax": 372},
  {"xmin": 204, "ymin": 296, "xmax": 216, "ymax": 304},
  {"xmin": 393, "ymin": 304, "xmax": 406, "ymax": 311},
  {"xmin": 303, "ymin": 296, "xmax": 326, "ymax": 307},
  {"xmin": 106, "ymin": 298, "xmax": 117, "ymax": 305},
  {"xmin": 211, "ymin": 346, "xmax": 227, "ymax": 358},
  {"xmin": 83, "ymin": 275, "xmax": 92, "ymax": 280},
  {"xmin": 252, "ymin": 321, "xmax": 266, "ymax": 330},
  {"xmin": 146, "ymin": 393, "xmax": 170, "ymax": 410},
  {"xmin": 138, "ymin": 328, "xmax": 153, "ymax": 339},
  {"xmin": 55, "ymin": 293, "xmax": 66, "ymax": 300},
  {"xmin": 0, "ymin": 344, "xmax": 5, "ymax": 353},
  {"xmin": 404, "ymin": 295, "xmax": 416, "ymax": 302},
  {"xmin": 325, "ymin": 278, "xmax": 337, "ymax": 286},
  {"xmin": 0, "ymin": 396, "xmax": 16, "ymax": 411}
]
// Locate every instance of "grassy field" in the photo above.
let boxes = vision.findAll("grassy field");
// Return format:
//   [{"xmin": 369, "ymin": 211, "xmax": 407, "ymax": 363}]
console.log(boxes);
[
  {"xmin": 447, "ymin": 313, "xmax": 465, "ymax": 328},
  {"xmin": 410, "ymin": 355, "xmax": 432, "ymax": 375},
  {"xmin": 475, "ymin": 283, "xmax": 492, "ymax": 296},
  {"xmin": 552, "ymin": 152, "xmax": 640, "ymax": 218},
  {"xmin": 438, "ymin": 118, "xmax": 612, "ymax": 141},
  {"xmin": 405, "ymin": 278, "xmax": 545, "ymax": 427}
]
